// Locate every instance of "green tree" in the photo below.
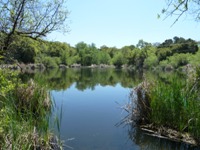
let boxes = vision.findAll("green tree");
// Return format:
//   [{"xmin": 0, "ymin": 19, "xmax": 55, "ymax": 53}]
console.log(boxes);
[
  {"xmin": 9, "ymin": 36, "xmax": 39, "ymax": 63},
  {"xmin": 121, "ymin": 46, "xmax": 132, "ymax": 64},
  {"xmin": 143, "ymin": 46, "xmax": 158, "ymax": 69},
  {"xmin": 99, "ymin": 52, "xmax": 111, "ymax": 64},
  {"xmin": 156, "ymin": 37, "xmax": 198, "ymax": 62},
  {"xmin": 89, "ymin": 43, "xmax": 100, "ymax": 65},
  {"xmin": 100, "ymin": 46, "xmax": 118, "ymax": 58},
  {"xmin": 112, "ymin": 52, "xmax": 125, "ymax": 68},
  {"xmin": 136, "ymin": 39, "xmax": 151, "ymax": 49},
  {"xmin": 0, "ymin": 0, "xmax": 69, "ymax": 59},
  {"xmin": 76, "ymin": 42, "xmax": 98, "ymax": 66},
  {"xmin": 135, "ymin": 49, "xmax": 147, "ymax": 69}
]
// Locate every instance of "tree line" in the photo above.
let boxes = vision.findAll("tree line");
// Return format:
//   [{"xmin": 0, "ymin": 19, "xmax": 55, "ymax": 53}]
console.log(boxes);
[
  {"xmin": 0, "ymin": 0, "xmax": 199, "ymax": 71},
  {"xmin": 0, "ymin": 35, "xmax": 199, "ymax": 70}
]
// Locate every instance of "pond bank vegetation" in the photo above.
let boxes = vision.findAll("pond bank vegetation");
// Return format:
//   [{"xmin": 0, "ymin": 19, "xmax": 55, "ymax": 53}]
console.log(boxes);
[
  {"xmin": 127, "ymin": 67, "xmax": 200, "ymax": 146},
  {"xmin": 0, "ymin": 69, "xmax": 62, "ymax": 149}
]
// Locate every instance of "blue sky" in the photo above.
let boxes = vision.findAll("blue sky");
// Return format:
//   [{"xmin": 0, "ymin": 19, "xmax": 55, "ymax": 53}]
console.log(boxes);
[{"xmin": 48, "ymin": 0, "xmax": 200, "ymax": 48}]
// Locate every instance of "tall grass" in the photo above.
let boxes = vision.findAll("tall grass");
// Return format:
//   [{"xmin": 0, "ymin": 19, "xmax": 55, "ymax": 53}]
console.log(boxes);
[
  {"xmin": 131, "ymin": 68, "xmax": 200, "ymax": 143},
  {"xmin": 0, "ymin": 70, "xmax": 61, "ymax": 149},
  {"xmin": 150, "ymin": 76, "xmax": 187, "ymax": 129}
]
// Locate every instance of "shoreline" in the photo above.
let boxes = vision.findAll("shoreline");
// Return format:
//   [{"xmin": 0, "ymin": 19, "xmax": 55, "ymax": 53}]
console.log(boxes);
[
  {"xmin": 139, "ymin": 124, "xmax": 198, "ymax": 146},
  {"xmin": 0, "ymin": 63, "xmax": 116, "ymax": 71},
  {"xmin": 0, "ymin": 63, "xmax": 195, "ymax": 73}
]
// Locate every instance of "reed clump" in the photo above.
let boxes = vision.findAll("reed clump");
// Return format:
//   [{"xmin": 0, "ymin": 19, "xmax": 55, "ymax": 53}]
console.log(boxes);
[
  {"xmin": 0, "ymin": 70, "xmax": 61, "ymax": 149},
  {"xmin": 15, "ymin": 79, "xmax": 51, "ymax": 119},
  {"xmin": 130, "ymin": 80, "xmax": 152, "ymax": 125},
  {"xmin": 130, "ymin": 68, "xmax": 200, "ymax": 145}
]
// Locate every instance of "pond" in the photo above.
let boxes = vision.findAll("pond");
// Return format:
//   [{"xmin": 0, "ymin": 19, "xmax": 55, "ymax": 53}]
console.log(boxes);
[{"xmin": 22, "ymin": 68, "xmax": 199, "ymax": 150}]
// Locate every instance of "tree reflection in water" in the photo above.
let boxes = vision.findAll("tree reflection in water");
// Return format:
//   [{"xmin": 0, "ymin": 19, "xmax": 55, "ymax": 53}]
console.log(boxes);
[
  {"xmin": 20, "ymin": 68, "xmax": 144, "ymax": 90},
  {"xmin": 20, "ymin": 68, "xmax": 200, "ymax": 149}
]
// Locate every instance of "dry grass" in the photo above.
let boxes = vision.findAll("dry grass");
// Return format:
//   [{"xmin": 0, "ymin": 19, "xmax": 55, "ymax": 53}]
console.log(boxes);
[{"xmin": 130, "ymin": 80, "xmax": 152, "ymax": 125}]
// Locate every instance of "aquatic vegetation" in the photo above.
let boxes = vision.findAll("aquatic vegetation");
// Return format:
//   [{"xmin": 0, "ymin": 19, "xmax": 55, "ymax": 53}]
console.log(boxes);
[
  {"xmin": 0, "ymin": 69, "xmax": 61, "ymax": 149},
  {"xmin": 130, "ymin": 68, "xmax": 200, "ymax": 145}
]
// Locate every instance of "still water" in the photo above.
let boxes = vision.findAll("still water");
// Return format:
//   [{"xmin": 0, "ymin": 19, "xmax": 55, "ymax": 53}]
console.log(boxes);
[
  {"xmin": 51, "ymin": 83, "xmax": 137, "ymax": 150},
  {"xmin": 25, "ymin": 68, "xmax": 198, "ymax": 150}
]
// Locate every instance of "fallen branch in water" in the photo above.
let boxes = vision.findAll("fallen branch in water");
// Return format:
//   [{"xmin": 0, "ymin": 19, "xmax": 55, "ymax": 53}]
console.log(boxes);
[{"xmin": 140, "ymin": 124, "xmax": 197, "ymax": 146}]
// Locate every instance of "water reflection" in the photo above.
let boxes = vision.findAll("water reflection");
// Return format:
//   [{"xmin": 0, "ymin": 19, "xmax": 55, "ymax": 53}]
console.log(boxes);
[
  {"xmin": 19, "ymin": 68, "xmax": 195, "ymax": 150},
  {"xmin": 21, "ymin": 68, "xmax": 144, "ymax": 90}
]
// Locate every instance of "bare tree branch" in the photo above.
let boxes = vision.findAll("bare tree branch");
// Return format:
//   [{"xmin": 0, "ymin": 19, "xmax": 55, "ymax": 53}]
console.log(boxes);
[
  {"xmin": 0, "ymin": 0, "xmax": 69, "ymax": 52},
  {"xmin": 162, "ymin": 0, "xmax": 200, "ymax": 25}
]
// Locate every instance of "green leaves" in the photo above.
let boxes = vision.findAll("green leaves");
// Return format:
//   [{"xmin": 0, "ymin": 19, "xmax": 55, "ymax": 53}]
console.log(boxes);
[
  {"xmin": 0, "ymin": 0, "xmax": 69, "ymax": 53},
  {"xmin": 112, "ymin": 52, "xmax": 125, "ymax": 68},
  {"xmin": 149, "ymin": 73, "xmax": 200, "ymax": 137},
  {"xmin": 0, "ymin": 70, "xmax": 56, "ymax": 149}
]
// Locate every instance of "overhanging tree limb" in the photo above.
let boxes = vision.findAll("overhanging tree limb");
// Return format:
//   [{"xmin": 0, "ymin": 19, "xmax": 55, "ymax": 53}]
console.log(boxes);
[
  {"xmin": 162, "ymin": 0, "xmax": 200, "ymax": 25},
  {"xmin": 0, "ymin": 0, "xmax": 69, "ymax": 53}
]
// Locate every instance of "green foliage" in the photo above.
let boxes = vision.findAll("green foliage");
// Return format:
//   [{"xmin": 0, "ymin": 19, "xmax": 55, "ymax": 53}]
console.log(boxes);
[
  {"xmin": 15, "ymin": 80, "xmax": 51, "ymax": 119},
  {"xmin": 0, "ymin": 33, "xmax": 6, "ymax": 61},
  {"xmin": 42, "ymin": 57, "xmax": 59, "ymax": 68},
  {"xmin": 31, "ymin": 68, "xmax": 142, "ymax": 91},
  {"xmin": 67, "ymin": 55, "xmax": 81, "ymax": 65},
  {"xmin": 0, "ymin": 0, "xmax": 69, "ymax": 54},
  {"xmin": 143, "ymin": 54, "xmax": 158, "ymax": 69},
  {"xmin": 9, "ymin": 36, "xmax": 38, "ymax": 63},
  {"xmin": 134, "ymin": 48, "xmax": 147, "ymax": 69},
  {"xmin": 112, "ymin": 52, "xmax": 125, "ymax": 68},
  {"xmin": 149, "ymin": 74, "xmax": 200, "ymax": 139},
  {"xmin": 121, "ymin": 46, "xmax": 132, "ymax": 64},
  {"xmin": 0, "ymin": 70, "xmax": 58, "ymax": 149},
  {"xmin": 168, "ymin": 53, "xmax": 189, "ymax": 68},
  {"xmin": 158, "ymin": 60, "xmax": 170, "ymax": 70},
  {"xmin": 0, "ymin": 70, "xmax": 18, "ymax": 94},
  {"xmin": 156, "ymin": 47, "xmax": 172, "ymax": 61},
  {"xmin": 150, "ymin": 76, "xmax": 186, "ymax": 127},
  {"xmin": 76, "ymin": 42, "xmax": 100, "ymax": 66},
  {"xmin": 100, "ymin": 46, "xmax": 118, "ymax": 59},
  {"xmin": 136, "ymin": 39, "xmax": 151, "ymax": 49},
  {"xmin": 131, "ymin": 70, "xmax": 200, "ymax": 141},
  {"xmin": 156, "ymin": 37, "xmax": 198, "ymax": 62},
  {"xmin": 99, "ymin": 52, "xmax": 111, "ymax": 64},
  {"xmin": 188, "ymin": 48, "xmax": 200, "ymax": 66},
  {"xmin": 1, "ymin": 34, "xmax": 199, "ymax": 70}
]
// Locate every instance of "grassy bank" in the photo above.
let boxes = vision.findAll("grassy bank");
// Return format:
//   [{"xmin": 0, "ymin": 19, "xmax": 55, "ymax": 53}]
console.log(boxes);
[
  {"xmin": 0, "ymin": 70, "xmax": 61, "ymax": 149},
  {"xmin": 130, "ymin": 68, "xmax": 200, "ymax": 145}
]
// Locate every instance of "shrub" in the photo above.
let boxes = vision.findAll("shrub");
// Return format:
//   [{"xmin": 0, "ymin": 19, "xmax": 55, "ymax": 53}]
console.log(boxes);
[
  {"xmin": 143, "ymin": 55, "xmax": 158, "ymax": 69},
  {"xmin": 42, "ymin": 57, "xmax": 58, "ymax": 68},
  {"xmin": 168, "ymin": 53, "xmax": 189, "ymax": 69}
]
